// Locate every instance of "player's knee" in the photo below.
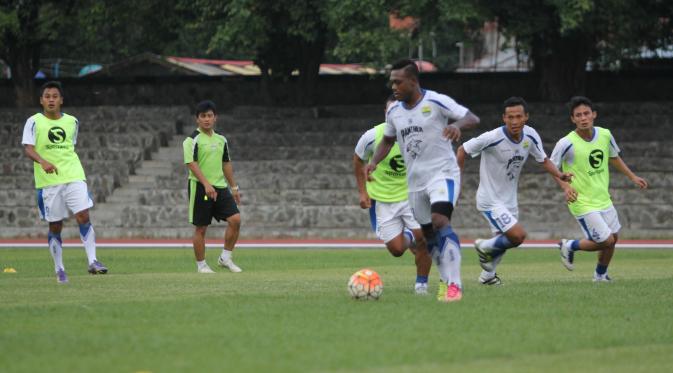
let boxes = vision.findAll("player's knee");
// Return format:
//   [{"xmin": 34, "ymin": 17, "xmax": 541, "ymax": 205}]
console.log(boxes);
[
  {"xmin": 387, "ymin": 245, "xmax": 405, "ymax": 257},
  {"xmin": 509, "ymin": 230, "xmax": 527, "ymax": 246},
  {"xmin": 194, "ymin": 226, "xmax": 208, "ymax": 235},
  {"xmin": 74, "ymin": 209, "xmax": 90, "ymax": 225},
  {"xmin": 430, "ymin": 202, "xmax": 453, "ymax": 230},
  {"xmin": 227, "ymin": 214, "xmax": 241, "ymax": 228},
  {"xmin": 48, "ymin": 221, "xmax": 63, "ymax": 233},
  {"xmin": 603, "ymin": 234, "xmax": 616, "ymax": 248}
]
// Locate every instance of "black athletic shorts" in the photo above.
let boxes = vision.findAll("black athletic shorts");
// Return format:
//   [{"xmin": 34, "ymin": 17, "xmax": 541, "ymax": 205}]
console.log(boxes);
[{"xmin": 188, "ymin": 180, "xmax": 239, "ymax": 226}]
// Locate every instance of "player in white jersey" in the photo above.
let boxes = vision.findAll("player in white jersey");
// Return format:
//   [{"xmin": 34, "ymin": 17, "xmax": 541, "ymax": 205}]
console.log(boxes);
[
  {"xmin": 365, "ymin": 59, "xmax": 480, "ymax": 302},
  {"xmin": 456, "ymin": 97, "xmax": 573, "ymax": 285}
]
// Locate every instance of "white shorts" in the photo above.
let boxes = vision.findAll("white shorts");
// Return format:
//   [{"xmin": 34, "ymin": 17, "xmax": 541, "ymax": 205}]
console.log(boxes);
[
  {"xmin": 369, "ymin": 200, "xmax": 420, "ymax": 243},
  {"xmin": 37, "ymin": 181, "xmax": 94, "ymax": 222},
  {"xmin": 575, "ymin": 206, "xmax": 621, "ymax": 243},
  {"xmin": 408, "ymin": 178, "xmax": 461, "ymax": 225},
  {"xmin": 480, "ymin": 205, "xmax": 519, "ymax": 234}
]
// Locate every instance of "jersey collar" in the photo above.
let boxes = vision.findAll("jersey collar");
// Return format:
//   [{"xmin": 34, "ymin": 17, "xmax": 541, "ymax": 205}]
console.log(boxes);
[{"xmin": 501, "ymin": 125, "xmax": 523, "ymax": 144}]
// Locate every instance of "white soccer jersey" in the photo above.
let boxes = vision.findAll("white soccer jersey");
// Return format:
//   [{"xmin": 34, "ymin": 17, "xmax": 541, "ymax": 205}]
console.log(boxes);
[
  {"xmin": 384, "ymin": 89, "xmax": 469, "ymax": 191},
  {"xmin": 550, "ymin": 127, "xmax": 620, "ymax": 169},
  {"xmin": 462, "ymin": 125, "xmax": 547, "ymax": 211},
  {"xmin": 354, "ymin": 128, "xmax": 376, "ymax": 161}
]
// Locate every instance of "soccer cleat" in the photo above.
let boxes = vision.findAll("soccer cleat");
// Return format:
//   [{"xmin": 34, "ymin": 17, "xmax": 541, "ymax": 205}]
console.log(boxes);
[
  {"xmin": 558, "ymin": 239, "xmax": 575, "ymax": 271},
  {"xmin": 197, "ymin": 265, "xmax": 216, "ymax": 274},
  {"xmin": 474, "ymin": 238, "xmax": 497, "ymax": 272},
  {"xmin": 478, "ymin": 273, "xmax": 502, "ymax": 285},
  {"xmin": 436, "ymin": 280, "xmax": 448, "ymax": 301},
  {"xmin": 414, "ymin": 282, "xmax": 428, "ymax": 295},
  {"xmin": 87, "ymin": 260, "xmax": 108, "ymax": 275},
  {"xmin": 593, "ymin": 273, "xmax": 612, "ymax": 283},
  {"xmin": 56, "ymin": 269, "xmax": 68, "ymax": 284},
  {"xmin": 443, "ymin": 283, "xmax": 463, "ymax": 302},
  {"xmin": 217, "ymin": 257, "xmax": 242, "ymax": 273}
]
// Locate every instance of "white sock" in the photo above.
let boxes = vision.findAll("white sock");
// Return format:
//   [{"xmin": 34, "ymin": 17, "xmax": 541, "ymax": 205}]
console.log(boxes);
[
  {"xmin": 79, "ymin": 223, "xmax": 97, "ymax": 264},
  {"xmin": 220, "ymin": 249, "xmax": 232, "ymax": 261},
  {"xmin": 196, "ymin": 260, "xmax": 208, "ymax": 269},
  {"xmin": 440, "ymin": 238, "xmax": 462, "ymax": 289},
  {"xmin": 403, "ymin": 228, "xmax": 416, "ymax": 250},
  {"xmin": 479, "ymin": 235, "xmax": 499, "ymax": 250},
  {"xmin": 431, "ymin": 250, "xmax": 448, "ymax": 283},
  {"xmin": 48, "ymin": 233, "xmax": 64, "ymax": 272}
]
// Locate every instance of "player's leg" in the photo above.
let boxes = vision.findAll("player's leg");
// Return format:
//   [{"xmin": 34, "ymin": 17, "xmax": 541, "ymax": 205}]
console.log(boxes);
[
  {"xmin": 429, "ymin": 178, "xmax": 462, "ymax": 302},
  {"xmin": 559, "ymin": 210, "xmax": 615, "ymax": 272},
  {"xmin": 410, "ymin": 228, "xmax": 431, "ymax": 294},
  {"xmin": 40, "ymin": 185, "xmax": 69, "ymax": 283},
  {"xmin": 475, "ymin": 207, "xmax": 523, "ymax": 276},
  {"xmin": 594, "ymin": 207, "xmax": 621, "ymax": 281},
  {"xmin": 190, "ymin": 181, "xmax": 214, "ymax": 273},
  {"xmin": 66, "ymin": 181, "xmax": 106, "ymax": 274},
  {"xmin": 215, "ymin": 188, "xmax": 242, "ymax": 272}
]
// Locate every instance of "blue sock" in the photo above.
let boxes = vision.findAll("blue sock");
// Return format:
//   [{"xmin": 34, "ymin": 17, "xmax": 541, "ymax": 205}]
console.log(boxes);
[
  {"xmin": 438, "ymin": 225, "xmax": 460, "ymax": 253},
  {"xmin": 416, "ymin": 275, "xmax": 428, "ymax": 284},
  {"xmin": 571, "ymin": 239, "xmax": 581, "ymax": 251},
  {"xmin": 596, "ymin": 264, "xmax": 608, "ymax": 275},
  {"xmin": 47, "ymin": 231, "xmax": 62, "ymax": 244},
  {"xmin": 79, "ymin": 222, "xmax": 92, "ymax": 238}
]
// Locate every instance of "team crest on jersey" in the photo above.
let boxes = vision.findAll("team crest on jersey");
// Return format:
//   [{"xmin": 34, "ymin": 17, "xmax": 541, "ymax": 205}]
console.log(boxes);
[
  {"xmin": 421, "ymin": 105, "xmax": 431, "ymax": 117},
  {"xmin": 523, "ymin": 140, "xmax": 530, "ymax": 149}
]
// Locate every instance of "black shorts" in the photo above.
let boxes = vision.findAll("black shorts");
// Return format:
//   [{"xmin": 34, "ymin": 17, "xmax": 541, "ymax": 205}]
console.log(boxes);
[{"xmin": 188, "ymin": 180, "xmax": 239, "ymax": 226}]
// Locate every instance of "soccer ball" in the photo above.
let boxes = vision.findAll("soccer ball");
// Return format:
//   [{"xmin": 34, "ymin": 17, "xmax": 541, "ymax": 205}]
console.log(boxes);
[{"xmin": 347, "ymin": 268, "xmax": 383, "ymax": 300}]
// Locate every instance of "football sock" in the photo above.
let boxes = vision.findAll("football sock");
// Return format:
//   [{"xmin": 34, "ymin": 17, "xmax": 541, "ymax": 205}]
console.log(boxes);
[
  {"xmin": 481, "ymin": 269, "xmax": 495, "ymax": 279},
  {"xmin": 196, "ymin": 260, "xmax": 208, "ymax": 269},
  {"xmin": 220, "ymin": 249, "xmax": 232, "ymax": 261},
  {"xmin": 595, "ymin": 264, "xmax": 608, "ymax": 275},
  {"xmin": 48, "ymin": 231, "xmax": 64, "ymax": 272},
  {"xmin": 403, "ymin": 228, "xmax": 416, "ymax": 250},
  {"xmin": 438, "ymin": 225, "xmax": 462, "ymax": 289},
  {"xmin": 570, "ymin": 239, "xmax": 581, "ymax": 251},
  {"xmin": 79, "ymin": 222, "xmax": 97, "ymax": 264},
  {"xmin": 480, "ymin": 234, "xmax": 511, "ymax": 256},
  {"xmin": 416, "ymin": 275, "xmax": 428, "ymax": 284}
]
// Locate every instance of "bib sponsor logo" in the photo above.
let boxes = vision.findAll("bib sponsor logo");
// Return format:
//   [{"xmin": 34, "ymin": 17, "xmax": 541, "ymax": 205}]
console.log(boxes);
[
  {"xmin": 589, "ymin": 149, "xmax": 604, "ymax": 169},
  {"xmin": 389, "ymin": 155, "xmax": 405, "ymax": 173},
  {"xmin": 48, "ymin": 127, "xmax": 66, "ymax": 143}
]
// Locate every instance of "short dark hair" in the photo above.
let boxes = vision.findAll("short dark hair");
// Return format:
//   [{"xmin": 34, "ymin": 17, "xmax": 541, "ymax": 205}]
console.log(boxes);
[
  {"xmin": 567, "ymin": 96, "xmax": 594, "ymax": 116},
  {"xmin": 195, "ymin": 100, "xmax": 217, "ymax": 117},
  {"xmin": 503, "ymin": 96, "xmax": 528, "ymax": 113},
  {"xmin": 40, "ymin": 81, "xmax": 63, "ymax": 97},
  {"xmin": 390, "ymin": 59, "xmax": 419, "ymax": 79}
]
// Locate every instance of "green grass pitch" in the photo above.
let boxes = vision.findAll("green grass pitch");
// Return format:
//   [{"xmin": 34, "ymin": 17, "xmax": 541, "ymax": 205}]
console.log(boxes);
[{"xmin": 1, "ymin": 247, "xmax": 673, "ymax": 372}]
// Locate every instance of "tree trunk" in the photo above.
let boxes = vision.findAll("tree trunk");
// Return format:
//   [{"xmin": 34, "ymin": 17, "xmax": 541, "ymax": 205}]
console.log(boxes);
[
  {"xmin": 531, "ymin": 31, "xmax": 592, "ymax": 102},
  {"xmin": 6, "ymin": 0, "xmax": 42, "ymax": 107},
  {"xmin": 297, "ymin": 29, "xmax": 326, "ymax": 106}
]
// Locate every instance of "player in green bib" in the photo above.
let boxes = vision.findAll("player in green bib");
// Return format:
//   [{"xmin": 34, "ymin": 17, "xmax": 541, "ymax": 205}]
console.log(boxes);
[
  {"xmin": 21, "ymin": 81, "xmax": 107, "ymax": 284},
  {"xmin": 183, "ymin": 100, "xmax": 242, "ymax": 274},
  {"xmin": 551, "ymin": 96, "xmax": 648, "ymax": 281},
  {"xmin": 353, "ymin": 97, "xmax": 432, "ymax": 294}
]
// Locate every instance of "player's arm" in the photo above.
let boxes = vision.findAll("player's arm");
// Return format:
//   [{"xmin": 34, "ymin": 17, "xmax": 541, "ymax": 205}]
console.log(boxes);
[
  {"xmin": 364, "ymin": 135, "xmax": 395, "ymax": 181},
  {"xmin": 456, "ymin": 145, "xmax": 467, "ymax": 173},
  {"xmin": 444, "ymin": 111, "xmax": 480, "ymax": 142},
  {"xmin": 222, "ymin": 161, "xmax": 241, "ymax": 204},
  {"xmin": 24, "ymin": 145, "xmax": 58, "ymax": 174},
  {"xmin": 352, "ymin": 154, "xmax": 371, "ymax": 209},
  {"xmin": 609, "ymin": 157, "xmax": 648, "ymax": 189},
  {"xmin": 540, "ymin": 158, "xmax": 573, "ymax": 182},
  {"xmin": 549, "ymin": 140, "xmax": 577, "ymax": 203},
  {"xmin": 187, "ymin": 162, "xmax": 217, "ymax": 200}
]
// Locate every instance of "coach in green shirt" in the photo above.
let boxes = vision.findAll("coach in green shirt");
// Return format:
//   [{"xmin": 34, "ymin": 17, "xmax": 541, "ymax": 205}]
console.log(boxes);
[
  {"xmin": 551, "ymin": 96, "xmax": 648, "ymax": 282},
  {"xmin": 183, "ymin": 100, "xmax": 242, "ymax": 274}
]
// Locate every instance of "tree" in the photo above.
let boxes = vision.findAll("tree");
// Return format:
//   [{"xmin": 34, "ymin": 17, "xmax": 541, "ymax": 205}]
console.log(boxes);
[
  {"xmin": 0, "ymin": 0, "xmax": 72, "ymax": 107},
  {"xmin": 478, "ymin": 0, "xmax": 673, "ymax": 100},
  {"xmin": 192, "ymin": 0, "xmax": 329, "ymax": 105}
]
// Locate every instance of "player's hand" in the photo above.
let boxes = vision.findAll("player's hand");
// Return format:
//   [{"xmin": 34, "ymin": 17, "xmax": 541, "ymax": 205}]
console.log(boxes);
[
  {"xmin": 564, "ymin": 186, "xmax": 578, "ymax": 203},
  {"xmin": 359, "ymin": 193, "xmax": 371, "ymax": 209},
  {"xmin": 40, "ymin": 160, "xmax": 58, "ymax": 175},
  {"xmin": 443, "ymin": 124, "xmax": 461, "ymax": 142},
  {"xmin": 364, "ymin": 163, "xmax": 377, "ymax": 181},
  {"xmin": 631, "ymin": 176, "xmax": 648, "ymax": 189},
  {"xmin": 204, "ymin": 184, "xmax": 217, "ymax": 200},
  {"xmin": 559, "ymin": 172, "xmax": 574, "ymax": 183},
  {"xmin": 232, "ymin": 189, "xmax": 241, "ymax": 204}
]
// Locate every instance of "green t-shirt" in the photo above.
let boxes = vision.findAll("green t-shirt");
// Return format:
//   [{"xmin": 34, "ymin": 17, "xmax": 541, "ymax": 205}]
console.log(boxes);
[
  {"xmin": 183, "ymin": 128, "xmax": 229, "ymax": 188},
  {"xmin": 365, "ymin": 123, "xmax": 408, "ymax": 202},
  {"xmin": 556, "ymin": 127, "xmax": 617, "ymax": 216},
  {"xmin": 22, "ymin": 113, "xmax": 86, "ymax": 189}
]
